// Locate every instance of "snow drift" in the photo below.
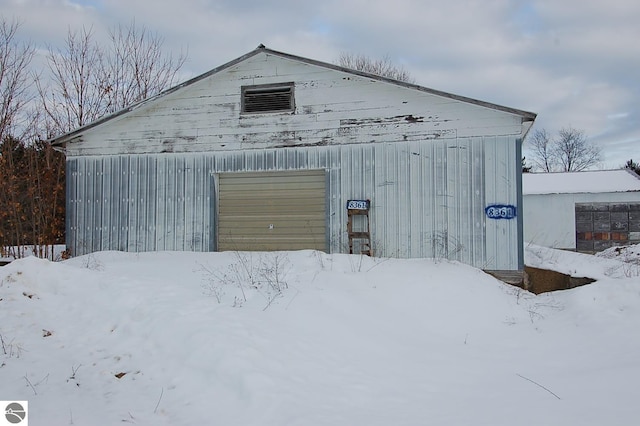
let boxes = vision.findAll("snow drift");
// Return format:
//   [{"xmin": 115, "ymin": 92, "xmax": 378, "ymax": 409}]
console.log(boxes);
[{"xmin": 1, "ymin": 248, "xmax": 639, "ymax": 425}]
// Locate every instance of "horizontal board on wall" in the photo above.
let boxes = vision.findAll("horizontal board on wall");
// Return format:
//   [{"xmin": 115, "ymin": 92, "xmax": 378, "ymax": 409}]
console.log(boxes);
[{"xmin": 65, "ymin": 53, "xmax": 526, "ymax": 157}]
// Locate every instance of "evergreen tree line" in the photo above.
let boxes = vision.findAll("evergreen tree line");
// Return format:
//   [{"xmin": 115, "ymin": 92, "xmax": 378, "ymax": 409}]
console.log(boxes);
[{"xmin": 624, "ymin": 159, "xmax": 640, "ymax": 175}]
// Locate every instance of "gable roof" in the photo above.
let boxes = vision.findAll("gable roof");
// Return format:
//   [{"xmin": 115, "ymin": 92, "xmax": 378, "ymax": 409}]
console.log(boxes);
[
  {"xmin": 523, "ymin": 169, "xmax": 640, "ymax": 195},
  {"xmin": 50, "ymin": 44, "xmax": 537, "ymax": 146}
]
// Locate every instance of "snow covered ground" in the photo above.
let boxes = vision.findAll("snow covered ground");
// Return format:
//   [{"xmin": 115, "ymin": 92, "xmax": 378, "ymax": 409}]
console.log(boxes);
[{"xmin": 1, "ymin": 247, "xmax": 639, "ymax": 425}]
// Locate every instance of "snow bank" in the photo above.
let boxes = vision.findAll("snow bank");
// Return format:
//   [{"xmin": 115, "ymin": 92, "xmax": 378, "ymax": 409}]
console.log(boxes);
[{"xmin": 1, "ymin": 250, "xmax": 639, "ymax": 425}]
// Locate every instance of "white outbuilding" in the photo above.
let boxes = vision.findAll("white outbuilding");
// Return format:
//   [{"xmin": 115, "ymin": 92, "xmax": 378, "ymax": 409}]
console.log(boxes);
[
  {"xmin": 51, "ymin": 45, "xmax": 536, "ymax": 279},
  {"xmin": 523, "ymin": 169, "xmax": 640, "ymax": 252}
]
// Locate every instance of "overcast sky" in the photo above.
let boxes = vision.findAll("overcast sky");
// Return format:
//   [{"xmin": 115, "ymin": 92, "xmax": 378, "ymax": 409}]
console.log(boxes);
[{"xmin": 3, "ymin": 0, "xmax": 638, "ymax": 169}]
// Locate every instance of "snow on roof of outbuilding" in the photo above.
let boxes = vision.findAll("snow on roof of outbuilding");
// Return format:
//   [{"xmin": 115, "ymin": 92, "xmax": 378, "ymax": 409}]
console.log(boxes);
[{"xmin": 522, "ymin": 169, "xmax": 640, "ymax": 195}]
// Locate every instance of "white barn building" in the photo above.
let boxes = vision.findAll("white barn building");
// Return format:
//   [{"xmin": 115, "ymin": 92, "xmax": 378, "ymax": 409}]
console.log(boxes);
[
  {"xmin": 523, "ymin": 169, "xmax": 640, "ymax": 251},
  {"xmin": 51, "ymin": 45, "xmax": 536, "ymax": 278}
]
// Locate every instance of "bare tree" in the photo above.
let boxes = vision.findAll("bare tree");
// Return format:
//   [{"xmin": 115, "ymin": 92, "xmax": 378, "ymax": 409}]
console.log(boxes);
[
  {"xmin": 12, "ymin": 20, "xmax": 186, "ymax": 258},
  {"xmin": 554, "ymin": 127, "xmax": 601, "ymax": 172},
  {"xmin": 0, "ymin": 18, "xmax": 65, "ymax": 259},
  {"xmin": 0, "ymin": 17, "xmax": 35, "ymax": 143},
  {"xmin": 25, "ymin": 139, "xmax": 66, "ymax": 259},
  {"xmin": 105, "ymin": 21, "xmax": 186, "ymax": 112},
  {"xmin": 527, "ymin": 127, "xmax": 601, "ymax": 172},
  {"xmin": 0, "ymin": 136, "xmax": 65, "ymax": 259},
  {"xmin": 0, "ymin": 136, "xmax": 28, "ymax": 258},
  {"xmin": 37, "ymin": 26, "xmax": 107, "ymax": 136},
  {"xmin": 337, "ymin": 52, "xmax": 415, "ymax": 83},
  {"xmin": 527, "ymin": 128, "xmax": 555, "ymax": 172},
  {"xmin": 38, "ymin": 21, "xmax": 186, "ymax": 137}
]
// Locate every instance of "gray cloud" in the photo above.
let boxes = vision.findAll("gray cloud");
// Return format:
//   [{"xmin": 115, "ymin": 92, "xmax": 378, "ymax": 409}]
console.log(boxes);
[{"xmin": 3, "ymin": 0, "xmax": 638, "ymax": 167}]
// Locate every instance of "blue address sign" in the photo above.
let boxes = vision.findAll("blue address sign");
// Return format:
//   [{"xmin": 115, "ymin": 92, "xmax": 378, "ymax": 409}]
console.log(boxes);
[
  {"xmin": 485, "ymin": 204, "xmax": 517, "ymax": 220},
  {"xmin": 346, "ymin": 199, "xmax": 370, "ymax": 210}
]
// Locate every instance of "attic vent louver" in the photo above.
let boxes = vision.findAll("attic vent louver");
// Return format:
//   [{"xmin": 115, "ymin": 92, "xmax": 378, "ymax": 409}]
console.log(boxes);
[{"xmin": 242, "ymin": 83, "xmax": 294, "ymax": 114}]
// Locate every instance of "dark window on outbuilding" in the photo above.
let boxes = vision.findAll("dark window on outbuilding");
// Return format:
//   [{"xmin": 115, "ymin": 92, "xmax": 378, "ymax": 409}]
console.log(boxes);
[{"xmin": 242, "ymin": 83, "xmax": 294, "ymax": 114}]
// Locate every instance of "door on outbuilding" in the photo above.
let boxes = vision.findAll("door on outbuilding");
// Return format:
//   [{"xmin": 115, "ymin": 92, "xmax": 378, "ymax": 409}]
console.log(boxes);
[{"xmin": 217, "ymin": 170, "xmax": 327, "ymax": 252}]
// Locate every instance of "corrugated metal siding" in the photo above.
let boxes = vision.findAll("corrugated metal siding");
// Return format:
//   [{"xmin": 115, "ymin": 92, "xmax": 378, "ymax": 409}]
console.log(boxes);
[
  {"xmin": 67, "ymin": 135, "xmax": 519, "ymax": 270},
  {"xmin": 483, "ymin": 136, "xmax": 520, "ymax": 270},
  {"xmin": 67, "ymin": 155, "xmax": 215, "ymax": 254}
]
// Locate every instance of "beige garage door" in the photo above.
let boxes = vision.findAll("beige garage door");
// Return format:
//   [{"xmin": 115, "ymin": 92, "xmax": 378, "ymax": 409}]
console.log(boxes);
[{"xmin": 218, "ymin": 170, "xmax": 327, "ymax": 252}]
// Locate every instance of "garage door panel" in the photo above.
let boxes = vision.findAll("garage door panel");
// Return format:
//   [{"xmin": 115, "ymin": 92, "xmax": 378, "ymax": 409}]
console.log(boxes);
[
  {"xmin": 221, "ymin": 187, "xmax": 324, "ymax": 197},
  {"xmin": 221, "ymin": 182, "xmax": 325, "ymax": 191},
  {"xmin": 218, "ymin": 234, "xmax": 326, "ymax": 251},
  {"xmin": 219, "ymin": 205, "xmax": 325, "ymax": 215},
  {"xmin": 218, "ymin": 216, "xmax": 325, "ymax": 225},
  {"xmin": 218, "ymin": 196, "xmax": 325, "ymax": 206},
  {"xmin": 221, "ymin": 173, "xmax": 324, "ymax": 185},
  {"xmin": 218, "ymin": 170, "xmax": 327, "ymax": 252},
  {"xmin": 219, "ymin": 226, "xmax": 326, "ymax": 238},
  {"xmin": 218, "ymin": 221, "xmax": 325, "ymax": 232},
  {"xmin": 217, "ymin": 238, "xmax": 325, "ymax": 251},
  {"xmin": 223, "ymin": 195, "xmax": 324, "ymax": 205}
]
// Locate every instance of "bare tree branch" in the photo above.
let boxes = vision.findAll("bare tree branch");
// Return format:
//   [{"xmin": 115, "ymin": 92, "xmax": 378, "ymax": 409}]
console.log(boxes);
[
  {"xmin": 527, "ymin": 129, "xmax": 555, "ymax": 172},
  {"xmin": 38, "ymin": 26, "xmax": 108, "ymax": 136},
  {"xmin": 105, "ymin": 20, "xmax": 186, "ymax": 111},
  {"xmin": 38, "ymin": 21, "xmax": 187, "ymax": 137},
  {"xmin": 526, "ymin": 127, "xmax": 601, "ymax": 172},
  {"xmin": 0, "ymin": 17, "xmax": 35, "ymax": 142},
  {"xmin": 337, "ymin": 52, "xmax": 415, "ymax": 83},
  {"xmin": 554, "ymin": 127, "xmax": 601, "ymax": 171}
]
